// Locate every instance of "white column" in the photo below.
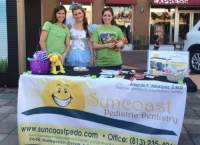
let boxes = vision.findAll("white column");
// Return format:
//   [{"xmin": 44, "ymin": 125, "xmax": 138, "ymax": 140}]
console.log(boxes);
[
  {"xmin": 174, "ymin": 7, "xmax": 179, "ymax": 43},
  {"xmin": 169, "ymin": 10, "xmax": 173, "ymax": 43},
  {"xmin": 190, "ymin": 12, "xmax": 194, "ymax": 30}
]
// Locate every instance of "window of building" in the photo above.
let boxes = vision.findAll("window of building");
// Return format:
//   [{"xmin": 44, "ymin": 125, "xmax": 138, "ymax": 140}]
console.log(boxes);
[
  {"xmin": 104, "ymin": 6, "xmax": 133, "ymax": 50},
  {"xmin": 150, "ymin": 8, "xmax": 175, "ymax": 45},
  {"xmin": 113, "ymin": 6, "xmax": 133, "ymax": 43},
  {"xmin": 0, "ymin": 0, "xmax": 8, "ymax": 73},
  {"xmin": 179, "ymin": 13, "xmax": 190, "ymax": 40},
  {"xmin": 194, "ymin": 13, "xmax": 200, "ymax": 26}
]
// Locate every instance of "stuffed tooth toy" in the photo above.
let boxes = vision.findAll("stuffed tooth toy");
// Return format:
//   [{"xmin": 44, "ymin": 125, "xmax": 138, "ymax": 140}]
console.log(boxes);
[{"xmin": 48, "ymin": 54, "xmax": 65, "ymax": 74}]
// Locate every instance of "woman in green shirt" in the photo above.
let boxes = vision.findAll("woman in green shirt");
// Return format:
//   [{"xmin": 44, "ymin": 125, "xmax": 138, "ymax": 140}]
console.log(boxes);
[
  {"xmin": 91, "ymin": 7, "xmax": 124, "ymax": 70},
  {"xmin": 39, "ymin": 5, "xmax": 70, "ymax": 63}
]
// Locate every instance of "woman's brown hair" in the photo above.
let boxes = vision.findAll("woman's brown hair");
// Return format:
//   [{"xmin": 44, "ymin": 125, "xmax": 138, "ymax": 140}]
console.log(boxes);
[
  {"xmin": 101, "ymin": 7, "xmax": 116, "ymax": 25},
  {"xmin": 50, "ymin": 5, "xmax": 67, "ymax": 24},
  {"xmin": 72, "ymin": 7, "xmax": 89, "ymax": 38}
]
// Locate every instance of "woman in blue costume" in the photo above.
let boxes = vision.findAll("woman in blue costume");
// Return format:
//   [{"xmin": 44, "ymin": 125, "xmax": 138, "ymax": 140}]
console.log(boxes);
[{"xmin": 65, "ymin": 3, "xmax": 93, "ymax": 67}]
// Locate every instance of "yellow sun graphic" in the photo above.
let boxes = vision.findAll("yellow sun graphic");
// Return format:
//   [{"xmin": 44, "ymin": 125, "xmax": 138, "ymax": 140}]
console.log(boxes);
[{"xmin": 41, "ymin": 80, "xmax": 85, "ymax": 110}]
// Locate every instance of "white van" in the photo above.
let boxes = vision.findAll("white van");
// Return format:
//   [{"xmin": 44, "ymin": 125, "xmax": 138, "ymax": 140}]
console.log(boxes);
[{"xmin": 184, "ymin": 20, "xmax": 200, "ymax": 73}]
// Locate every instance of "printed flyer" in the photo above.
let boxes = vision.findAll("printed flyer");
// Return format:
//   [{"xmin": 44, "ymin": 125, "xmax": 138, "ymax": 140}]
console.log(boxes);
[{"xmin": 147, "ymin": 50, "xmax": 189, "ymax": 76}]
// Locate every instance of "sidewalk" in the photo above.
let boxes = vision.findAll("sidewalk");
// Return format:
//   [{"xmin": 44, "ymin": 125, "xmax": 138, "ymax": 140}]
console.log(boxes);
[
  {"xmin": 0, "ymin": 87, "xmax": 199, "ymax": 145},
  {"xmin": 0, "ymin": 88, "xmax": 17, "ymax": 145}
]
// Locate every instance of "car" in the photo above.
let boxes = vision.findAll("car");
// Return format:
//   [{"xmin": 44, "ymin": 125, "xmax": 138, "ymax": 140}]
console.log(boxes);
[{"xmin": 184, "ymin": 20, "xmax": 200, "ymax": 73}]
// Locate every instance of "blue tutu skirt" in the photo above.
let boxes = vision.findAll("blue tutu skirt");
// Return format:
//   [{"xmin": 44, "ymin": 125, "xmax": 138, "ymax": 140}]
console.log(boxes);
[{"xmin": 65, "ymin": 48, "xmax": 90, "ymax": 67}]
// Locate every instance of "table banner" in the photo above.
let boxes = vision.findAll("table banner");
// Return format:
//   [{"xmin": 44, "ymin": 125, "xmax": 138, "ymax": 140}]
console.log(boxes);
[{"xmin": 18, "ymin": 74, "xmax": 187, "ymax": 145}]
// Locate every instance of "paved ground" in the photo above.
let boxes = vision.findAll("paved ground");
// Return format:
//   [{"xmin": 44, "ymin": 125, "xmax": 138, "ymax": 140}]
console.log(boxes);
[
  {"xmin": 0, "ymin": 87, "xmax": 200, "ymax": 145},
  {"xmin": 190, "ymin": 74, "xmax": 200, "ymax": 90}
]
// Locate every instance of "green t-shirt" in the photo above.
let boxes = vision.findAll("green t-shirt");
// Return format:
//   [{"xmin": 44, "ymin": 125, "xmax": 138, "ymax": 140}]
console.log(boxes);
[
  {"xmin": 91, "ymin": 25, "xmax": 124, "ymax": 66},
  {"xmin": 42, "ymin": 21, "xmax": 70, "ymax": 54}
]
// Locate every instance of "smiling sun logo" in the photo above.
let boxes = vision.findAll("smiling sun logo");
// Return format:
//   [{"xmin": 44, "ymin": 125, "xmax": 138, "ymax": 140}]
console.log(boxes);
[{"xmin": 41, "ymin": 80, "xmax": 85, "ymax": 110}]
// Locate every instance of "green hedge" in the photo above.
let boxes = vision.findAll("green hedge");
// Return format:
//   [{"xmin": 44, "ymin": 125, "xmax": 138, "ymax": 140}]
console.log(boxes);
[{"xmin": 0, "ymin": 58, "xmax": 8, "ymax": 73}]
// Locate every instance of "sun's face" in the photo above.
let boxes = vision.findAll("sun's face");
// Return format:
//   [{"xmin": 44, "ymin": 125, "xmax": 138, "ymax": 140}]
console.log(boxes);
[{"xmin": 41, "ymin": 80, "xmax": 85, "ymax": 110}]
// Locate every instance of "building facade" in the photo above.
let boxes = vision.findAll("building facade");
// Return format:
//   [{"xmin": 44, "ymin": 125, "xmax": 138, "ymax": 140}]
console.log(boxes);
[
  {"xmin": 150, "ymin": 0, "xmax": 200, "ymax": 46},
  {"xmin": 1, "ymin": 0, "xmax": 200, "ymax": 85}
]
